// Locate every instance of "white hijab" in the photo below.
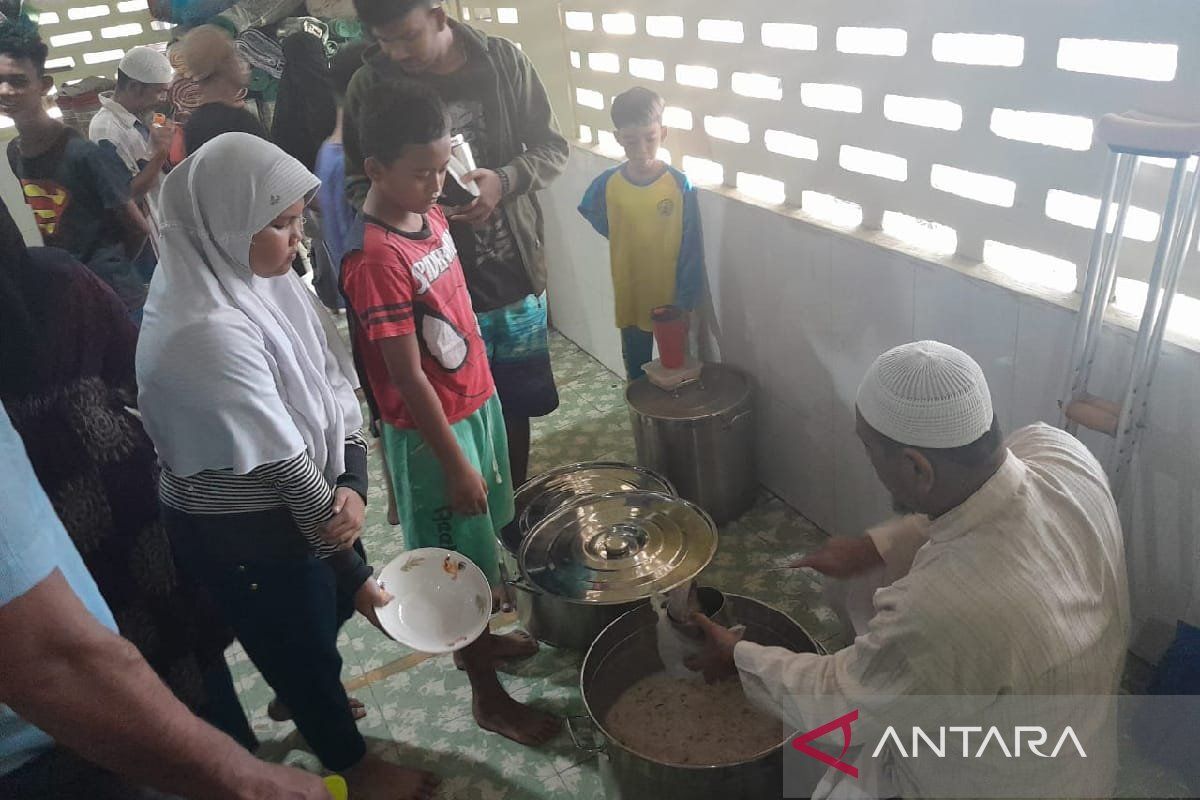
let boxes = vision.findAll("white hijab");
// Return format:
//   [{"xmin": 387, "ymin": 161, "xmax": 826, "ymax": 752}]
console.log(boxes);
[{"xmin": 136, "ymin": 132, "xmax": 362, "ymax": 484}]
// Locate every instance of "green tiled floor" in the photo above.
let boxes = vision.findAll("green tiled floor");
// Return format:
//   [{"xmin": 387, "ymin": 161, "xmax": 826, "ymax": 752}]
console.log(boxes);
[{"xmin": 227, "ymin": 330, "xmax": 846, "ymax": 797}]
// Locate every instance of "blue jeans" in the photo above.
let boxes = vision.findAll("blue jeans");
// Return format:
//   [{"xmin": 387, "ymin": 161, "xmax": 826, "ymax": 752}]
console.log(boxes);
[
  {"xmin": 167, "ymin": 509, "xmax": 365, "ymax": 772},
  {"xmin": 621, "ymin": 326, "xmax": 655, "ymax": 380}
]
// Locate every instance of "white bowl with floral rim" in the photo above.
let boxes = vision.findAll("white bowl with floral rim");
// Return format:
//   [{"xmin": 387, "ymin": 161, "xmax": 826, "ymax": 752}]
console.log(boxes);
[{"xmin": 376, "ymin": 548, "xmax": 491, "ymax": 653}]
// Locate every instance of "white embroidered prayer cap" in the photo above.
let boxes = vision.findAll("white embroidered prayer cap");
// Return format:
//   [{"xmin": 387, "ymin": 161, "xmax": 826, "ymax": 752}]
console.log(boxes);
[
  {"xmin": 856, "ymin": 341, "xmax": 993, "ymax": 448},
  {"xmin": 119, "ymin": 46, "xmax": 174, "ymax": 85}
]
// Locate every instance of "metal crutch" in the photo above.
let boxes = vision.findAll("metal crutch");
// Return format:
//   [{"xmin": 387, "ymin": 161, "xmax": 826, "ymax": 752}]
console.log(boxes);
[
  {"xmin": 1059, "ymin": 111, "xmax": 1200, "ymax": 502},
  {"xmin": 1109, "ymin": 163, "xmax": 1200, "ymax": 498}
]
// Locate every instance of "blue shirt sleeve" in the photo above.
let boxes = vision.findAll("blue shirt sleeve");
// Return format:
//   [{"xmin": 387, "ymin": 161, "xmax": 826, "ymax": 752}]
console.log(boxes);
[
  {"xmin": 671, "ymin": 168, "xmax": 706, "ymax": 311},
  {"xmin": 0, "ymin": 403, "xmax": 114, "ymax": 628},
  {"xmin": 315, "ymin": 143, "xmax": 352, "ymax": 268},
  {"xmin": 578, "ymin": 167, "xmax": 618, "ymax": 238},
  {"xmin": 0, "ymin": 408, "xmax": 66, "ymax": 606}
]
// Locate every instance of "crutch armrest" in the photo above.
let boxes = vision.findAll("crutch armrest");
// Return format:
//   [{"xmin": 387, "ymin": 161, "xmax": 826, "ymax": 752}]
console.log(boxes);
[
  {"xmin": 1065, "ymin": 395, "xmax": 1122, "ymax": 436},
  {"xmin": 1097, "ymin": 111, "xmax": 1200, "ymax": 158}
]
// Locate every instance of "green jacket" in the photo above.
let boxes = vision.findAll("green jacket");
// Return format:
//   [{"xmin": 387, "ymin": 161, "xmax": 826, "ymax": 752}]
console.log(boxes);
[{"xmin": 343, "ymin": 20, "xmax": 569, "ymax": 297}]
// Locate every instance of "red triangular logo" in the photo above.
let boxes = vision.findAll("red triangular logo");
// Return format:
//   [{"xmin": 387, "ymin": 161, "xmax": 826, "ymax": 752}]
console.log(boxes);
[{"xmin": 792, "ymin": 709, "xmax": 860, "ymax": 778}]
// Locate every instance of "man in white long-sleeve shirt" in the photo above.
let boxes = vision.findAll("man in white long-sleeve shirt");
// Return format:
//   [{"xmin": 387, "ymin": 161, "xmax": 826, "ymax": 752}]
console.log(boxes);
[{"xmin": 690, "ymin": 341, "xmax": 1130, "ymax": 799}]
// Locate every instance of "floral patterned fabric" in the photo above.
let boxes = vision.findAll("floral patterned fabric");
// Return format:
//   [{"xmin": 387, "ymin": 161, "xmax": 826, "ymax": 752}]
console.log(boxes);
[{"xmin": 2, "ymin": 245, "xmax": 229, "ymax": 710}]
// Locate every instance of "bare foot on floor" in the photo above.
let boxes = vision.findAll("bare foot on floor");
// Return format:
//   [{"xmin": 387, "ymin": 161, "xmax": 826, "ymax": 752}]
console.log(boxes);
[
  {"xmin": 473, "ymin": 692, "xmax": 562, "ymax": 747},
  {"xmin": 488, "ymin": 629, "xmax": 538, "ymax": 661},
  {"xmin": 267, "ymin": 696, "xmax": 366, "ymax": 723},
  {"xmin": 453, "ymin": 630, "xmax": 539, "ymax": 670},
  {"xmin": 344, "ymin": 754, "xmax": 440, "ymax": 800}
]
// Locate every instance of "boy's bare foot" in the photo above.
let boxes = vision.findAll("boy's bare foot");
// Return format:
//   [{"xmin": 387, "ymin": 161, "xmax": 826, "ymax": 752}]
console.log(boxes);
[
  {"xmin": 344, "ymin": 754, "xmax": 440, "ymax": 800},
  {"xmin": 488, "ymin": 629, "xmax": 538, "ymax": 661},
  {"xmin": 267, "ymin": 696, "xmax": 367, "ymax": 723},
  {"xmin": 472, "ymin": 688, "xmax": 562, "ymax": 747},
  {"xmin": 452, "ymin": 629, "xmax": 538, "ymax": 670},
  {"xmin": 460, "ymin": 637, "xmax": 561, "ymax": 746}
]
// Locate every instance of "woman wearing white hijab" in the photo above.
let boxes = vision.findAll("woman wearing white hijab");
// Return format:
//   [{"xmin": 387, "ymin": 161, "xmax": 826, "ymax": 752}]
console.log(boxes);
[{"xmin": 137, "ymin": 133, "xmax": 440, "ymax": 799}]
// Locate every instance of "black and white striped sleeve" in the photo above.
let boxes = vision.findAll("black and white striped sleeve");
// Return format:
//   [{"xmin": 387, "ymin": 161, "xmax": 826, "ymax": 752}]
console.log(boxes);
[{"xmin": 248, "ymin": 452, "xmax": 338, "ymax": 557}]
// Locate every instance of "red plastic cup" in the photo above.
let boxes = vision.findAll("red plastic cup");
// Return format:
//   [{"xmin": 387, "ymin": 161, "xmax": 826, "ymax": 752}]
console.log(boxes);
[{"xmin": 651, "ymin": 305, "xmax": 688, "ymax": 369}]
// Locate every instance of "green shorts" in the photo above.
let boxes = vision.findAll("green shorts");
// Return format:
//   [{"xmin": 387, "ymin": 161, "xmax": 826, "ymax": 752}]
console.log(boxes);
[{"xmin": 381, "ymin": 394, "xmax": 513, "ymax": 586}]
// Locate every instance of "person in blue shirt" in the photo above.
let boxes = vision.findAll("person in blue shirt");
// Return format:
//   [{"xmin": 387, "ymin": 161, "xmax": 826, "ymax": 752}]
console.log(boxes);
[
  {"xmin": 0, "ymin": 404, "xmax": 329, "ymax": 799},
  {"xmin": 311, "ymin": 40, "xmax": 368, "ymax": 311}
]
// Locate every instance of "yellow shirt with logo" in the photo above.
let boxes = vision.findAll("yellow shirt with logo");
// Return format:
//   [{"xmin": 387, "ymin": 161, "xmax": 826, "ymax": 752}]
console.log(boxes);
[{"xmin": 578, "ymin": 164, "xmax": 705, "ymax": 333}]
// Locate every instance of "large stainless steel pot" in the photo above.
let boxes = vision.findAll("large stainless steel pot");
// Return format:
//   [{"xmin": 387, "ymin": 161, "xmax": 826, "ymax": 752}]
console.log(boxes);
[
  {"xmin": 627, "ymin": 364, "xmax": 756, "ymax": 525},
  {"xmin": 574, "ymin": 595, "xmax": 826, "ymax": 800},
  {"xmin": 508, "ymin": 491, "xmax": 717, "ymax": 651},
  {"xmin": 498, "ymin": 462, "xmax": 675, "ymax": 579}
]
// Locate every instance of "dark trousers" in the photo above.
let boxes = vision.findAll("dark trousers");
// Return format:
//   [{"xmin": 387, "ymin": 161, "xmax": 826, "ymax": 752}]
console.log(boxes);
[
  {"xmin": 0, "ymin": 747, "xmax": 177, "ymax": 800},
  {"xmin": 621, "ymin": 326, "xmax": 655, "ymax": 381},
  {"xmin": 199, "ymin": 658, "xmax": 259, "ymax": 753},
  {"xmin": 167, "ymin": 509, "xmax": 365, "ymax": 773}
]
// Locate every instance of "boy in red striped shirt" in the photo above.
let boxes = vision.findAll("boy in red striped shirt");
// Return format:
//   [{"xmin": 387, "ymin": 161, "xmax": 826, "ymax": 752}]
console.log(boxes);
[{"xmin": 341, "ymin": 81, "xmax": 559, "ymax": 747}]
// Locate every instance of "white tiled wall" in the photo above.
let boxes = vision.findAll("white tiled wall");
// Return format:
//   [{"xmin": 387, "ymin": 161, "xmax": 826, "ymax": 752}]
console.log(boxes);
[{"xmin": 545, "ymin": 146, "xmax": 1200, "ymax": 661}]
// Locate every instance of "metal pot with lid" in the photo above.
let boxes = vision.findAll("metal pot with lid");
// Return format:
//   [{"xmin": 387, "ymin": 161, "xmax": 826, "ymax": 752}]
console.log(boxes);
[
  {"xmin": 508, "ymin": 490, "xmax": 717, "ymax": 651},
  {"xmin": 627, "ymin": 364, "xmax": 757, "ymax": 525},
  {"xmin": 499, "ymin": 462, "xmax": 674, "ymax": 577}
]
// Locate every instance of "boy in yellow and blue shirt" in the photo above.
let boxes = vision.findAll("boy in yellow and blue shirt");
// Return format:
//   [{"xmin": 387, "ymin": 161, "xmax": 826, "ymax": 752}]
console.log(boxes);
[{"xmin": 578, "ymin": 87, "xmax": 705, "ymax": 379}]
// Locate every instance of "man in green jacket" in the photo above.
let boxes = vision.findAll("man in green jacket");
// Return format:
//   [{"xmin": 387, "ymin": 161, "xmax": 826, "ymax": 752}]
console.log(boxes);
[{"xmin": 346, "ymin": 0, "xmax": 568, "ymax": 488}]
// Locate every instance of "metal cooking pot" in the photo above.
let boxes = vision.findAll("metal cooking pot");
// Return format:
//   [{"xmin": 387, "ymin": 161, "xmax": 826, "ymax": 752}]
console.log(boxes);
[
  {"xmin": 498, "ymin": 462, "xmax": 675, "ymax": 579},
  {"xmin": 627, "ymin": 364, "xmax": 756, "ymax": 525},
  {"xmin": 506, "ymin": 491, "xmax": 717, "ymax": 651},
  {"xmin": 572, "ymin": 595, "xmax": 827, "ymax": 800}
]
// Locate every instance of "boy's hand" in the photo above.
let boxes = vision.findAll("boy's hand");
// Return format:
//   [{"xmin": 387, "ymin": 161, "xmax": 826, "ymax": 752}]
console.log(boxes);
[
  {"xmin": 322, "ymin": 487, "xmax": 364, "ymax": 550},
  {"xmin": 448, "ymin": 462, "xmax": 489, "ymax": 517},
  {"xmin": 447, "ymin": 169, "xmax": 502, "ymax": 226},
  {"xmin": 354, "ymin": 577, "xmax": 393, "ymax": 634}
]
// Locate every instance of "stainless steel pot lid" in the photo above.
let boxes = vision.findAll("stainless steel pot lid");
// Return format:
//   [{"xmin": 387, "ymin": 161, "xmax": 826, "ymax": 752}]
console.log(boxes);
[
  {"xmin": 626, "ymin": 364, "xmax": 750, "ymax": 421},
  {"xmin": 518, "ymin": 491, "xmax": 717, "ymax": 603},
  {"xmin": 517, "ymin": 462, "xmax": 674, "ymax": 530},
  {"xmin": 501, "ymin": 463, "xmax": 675, "ymax": 556}
]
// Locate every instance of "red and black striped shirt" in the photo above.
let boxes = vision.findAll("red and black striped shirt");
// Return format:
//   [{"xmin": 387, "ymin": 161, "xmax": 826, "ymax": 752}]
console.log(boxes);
[{"xmin": 341, "ymin": 206, "xmax": 494, "ymax": 429}]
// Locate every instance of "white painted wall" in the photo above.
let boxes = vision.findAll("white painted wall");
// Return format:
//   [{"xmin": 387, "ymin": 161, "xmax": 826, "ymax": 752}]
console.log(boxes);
[
  {"xmin": 555, "ymin": 0, "xmax": 1200, "ymax": 305},
  {"xmin": 545, "ymin": 146, "xmax": 1200, "ymax": 662}
]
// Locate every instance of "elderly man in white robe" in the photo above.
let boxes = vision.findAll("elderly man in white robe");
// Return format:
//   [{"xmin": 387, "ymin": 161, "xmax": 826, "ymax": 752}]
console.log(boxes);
[{"xmin": 689, "ymin": 341, "xmax": 1130, "ymax": 799}]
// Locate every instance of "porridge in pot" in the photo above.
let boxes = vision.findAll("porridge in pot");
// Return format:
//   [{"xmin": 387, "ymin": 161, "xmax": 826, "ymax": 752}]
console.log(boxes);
[{"xmin": 603, "ymin": 671, "xmax": 784, "ymax": 765}]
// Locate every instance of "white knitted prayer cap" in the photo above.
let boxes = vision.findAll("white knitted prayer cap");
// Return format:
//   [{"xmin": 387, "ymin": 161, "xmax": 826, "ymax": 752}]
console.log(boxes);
[
  {"xmin": 856, "ymin": 341, "xmax": 993, "ymax": 449},
  {"xmin": 119, "ymin": 46, "xmax": 174, "ymax": 85}
]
